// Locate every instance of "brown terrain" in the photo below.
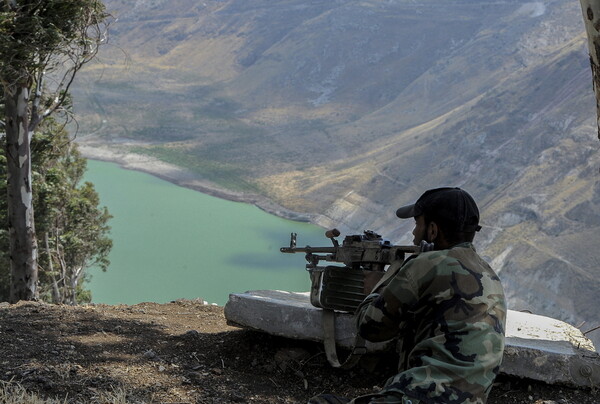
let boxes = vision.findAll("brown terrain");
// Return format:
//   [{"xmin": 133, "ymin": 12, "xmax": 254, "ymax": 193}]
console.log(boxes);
[{"xmin": 0, "ymin": 300, "xmax": 598, "ymax": 403}]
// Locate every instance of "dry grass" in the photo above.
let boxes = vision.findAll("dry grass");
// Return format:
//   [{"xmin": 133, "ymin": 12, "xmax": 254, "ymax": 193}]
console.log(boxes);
[
  {"xmin": 0, "ymin": 381, "xmax": 128, "ymax": 404},
  {"xmin": 0, "ymin": 381, "xmax": 66, "ymax": 404}
]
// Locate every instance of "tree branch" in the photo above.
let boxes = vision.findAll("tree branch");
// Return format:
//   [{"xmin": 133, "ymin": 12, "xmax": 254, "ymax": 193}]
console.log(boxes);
[{"xmin": 29, "ymin": 64, "xmax": 46, "ymax": 132}]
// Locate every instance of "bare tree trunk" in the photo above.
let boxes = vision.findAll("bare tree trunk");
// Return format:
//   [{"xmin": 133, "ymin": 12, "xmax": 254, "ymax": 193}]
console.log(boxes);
[
  {"xmin": 4, "ymin": 84, "xmax": 39, "ymax": 302},
  {"xmin": 56, "ymin": 243, "xmax": 71, "ymax": 304},
  {"xmin": 56, "ymin": 232, "xmax": 67, "ymax": 301},
  {"xmin": 69, "ymin": 266, "xmax": 84, "ymax": 306},
  {"xmin": 580, "ymin": 0, "xmax": 600, "ymax": 139},
  {"xmin": 44, "ymin": 232, "xmax": 61, "ymax": 304}
]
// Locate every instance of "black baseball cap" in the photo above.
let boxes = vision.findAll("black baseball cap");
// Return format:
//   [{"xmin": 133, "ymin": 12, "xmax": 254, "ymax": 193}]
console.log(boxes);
[{"xmin": 396, "ymin": 187, "xmax": 482, "ymax": 232}]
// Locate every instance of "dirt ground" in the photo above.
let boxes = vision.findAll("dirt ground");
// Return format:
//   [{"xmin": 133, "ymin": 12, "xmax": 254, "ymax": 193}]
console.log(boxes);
[{"xmin": 0, "ymin": 300, "xmax": 598, "ymax": 404}]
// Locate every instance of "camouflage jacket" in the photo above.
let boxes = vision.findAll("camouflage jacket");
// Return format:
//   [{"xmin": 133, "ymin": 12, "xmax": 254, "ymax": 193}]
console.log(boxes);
[{"xmin": 353, "ymin": 242, "xmax": 506, "ymax": 404}]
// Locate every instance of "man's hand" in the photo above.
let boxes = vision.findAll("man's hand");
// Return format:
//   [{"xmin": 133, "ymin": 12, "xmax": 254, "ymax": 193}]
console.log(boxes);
[{"xmin": 363, "ymin": 270, "xmax": 385, "ymax": 294}]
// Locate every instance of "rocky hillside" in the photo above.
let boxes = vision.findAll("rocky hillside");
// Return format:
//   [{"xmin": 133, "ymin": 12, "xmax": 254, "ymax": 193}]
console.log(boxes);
[{"xmin": 71, "ymin": 0, "xmax": 600, "ymax": 347}]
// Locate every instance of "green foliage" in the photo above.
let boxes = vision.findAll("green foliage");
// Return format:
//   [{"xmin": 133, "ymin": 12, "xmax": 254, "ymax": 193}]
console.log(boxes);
[
  {"xmin": 0, "ymin": 0, "xmax": 107, "ymax": 83},
  {"xmin": 0, "ymin": 120, "xmax": 112, "ymax": 304},
  {"xmin": 0, "ymin": 0, "xmax": 109, "ymax": 302}
]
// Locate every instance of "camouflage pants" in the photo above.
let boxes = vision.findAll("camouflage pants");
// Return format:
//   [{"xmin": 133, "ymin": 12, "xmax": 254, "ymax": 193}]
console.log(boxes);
[{"xmin": 308, "ymin": 392, "xmax": 421, "ymax": 404}]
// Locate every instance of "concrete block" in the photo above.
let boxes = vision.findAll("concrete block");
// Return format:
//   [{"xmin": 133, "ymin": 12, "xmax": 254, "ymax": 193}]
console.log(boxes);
[{"xmin": 224, "ymin": 290, "xmax": 600, "ymax": 389}]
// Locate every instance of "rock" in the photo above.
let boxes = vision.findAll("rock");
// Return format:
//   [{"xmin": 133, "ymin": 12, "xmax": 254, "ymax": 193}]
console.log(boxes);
[
  {"xmin": 184, "ymin": 330, "xmax": 200, "ymax": 338},
  {"xmin": 143, "ymin": 349, "xmax": 157, "ymax": 360},
  {"xmin": 225, "ymin": 290, "xmax": 600, "ymax": 389},
  {"xmin": 274, "ymin": 347, "xmax": 310, "ymax": 371}
]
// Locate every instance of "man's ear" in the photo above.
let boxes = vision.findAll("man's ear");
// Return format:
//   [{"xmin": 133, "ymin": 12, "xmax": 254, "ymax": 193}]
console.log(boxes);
[{"xmin": 428, "ymin": 222, "xmax": 438, "ymax": 242}]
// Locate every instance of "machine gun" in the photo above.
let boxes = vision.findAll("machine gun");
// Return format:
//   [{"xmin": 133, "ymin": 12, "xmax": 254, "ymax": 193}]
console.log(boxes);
[{"xmin": 281, "ymin": 229, "xmax": 418, "ymax": 312}]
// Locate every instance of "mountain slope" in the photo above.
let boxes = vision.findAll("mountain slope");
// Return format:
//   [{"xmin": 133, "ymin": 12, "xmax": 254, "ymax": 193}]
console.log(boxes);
[{"xmin": 71, "ymin": 0, "xmax": 600, "ymax": 347}]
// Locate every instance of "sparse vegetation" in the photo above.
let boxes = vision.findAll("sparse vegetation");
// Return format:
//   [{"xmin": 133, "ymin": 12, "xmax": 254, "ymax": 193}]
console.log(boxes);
[
  {"xmin": 131, "ymin": 145, "xmax": 262, "ymax": 192},
  {"xmin": 0, "ymin": 381, "xmax": 66, "ymax": 404},
  {"xmin": 0, "ymin": 380, "xmax": 128, "ymax": 404}
]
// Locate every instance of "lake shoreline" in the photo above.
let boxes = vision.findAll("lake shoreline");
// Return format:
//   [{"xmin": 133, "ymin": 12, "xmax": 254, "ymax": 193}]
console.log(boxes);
[
  {"xmin": 83, "ymin": 158, "xmax": 325, "ymax": 305},
  {"xmin": 78, "ymin": 144, "xmax": 316, "ymax": 224}
]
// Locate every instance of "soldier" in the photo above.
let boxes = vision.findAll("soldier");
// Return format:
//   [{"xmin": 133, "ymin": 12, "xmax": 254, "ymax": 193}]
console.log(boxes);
[{"xmin": 309, "ymin": 187, "xmax": 507, "ymax": 404}]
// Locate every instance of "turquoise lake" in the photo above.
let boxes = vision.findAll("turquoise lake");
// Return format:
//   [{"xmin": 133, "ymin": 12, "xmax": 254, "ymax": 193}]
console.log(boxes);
[{"xmin": 83, "ymin": 159, "xmax": 326, "ymax": 306}]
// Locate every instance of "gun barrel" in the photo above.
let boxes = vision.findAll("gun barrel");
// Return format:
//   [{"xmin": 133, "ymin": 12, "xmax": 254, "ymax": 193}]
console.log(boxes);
[{"xmin": 280, "ymin": 246, "xmax": 337, "ymax": 254}]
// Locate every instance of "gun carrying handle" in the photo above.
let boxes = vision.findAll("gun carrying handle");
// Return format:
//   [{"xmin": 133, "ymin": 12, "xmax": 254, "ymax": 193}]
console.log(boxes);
[
  {"xmin": 325, "ymin": 228, "xmax": 340, "ymax": 247},
  {"xmin": 325, "ymin": 228, "xmax": 341, "ymax": 239}
]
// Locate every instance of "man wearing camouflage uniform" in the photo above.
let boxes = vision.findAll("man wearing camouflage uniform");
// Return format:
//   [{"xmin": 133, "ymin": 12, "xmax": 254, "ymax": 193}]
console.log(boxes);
[{"xmin": 309, "ymin": 187, "xmax": 506, "ymax": 404}]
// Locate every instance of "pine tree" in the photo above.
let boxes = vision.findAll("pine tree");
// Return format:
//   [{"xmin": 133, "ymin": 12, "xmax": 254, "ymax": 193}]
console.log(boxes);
[
  {"xmin": 0, "ymin": 120, "xmax": 112, "ymax": 304},
  {"xmin": 0, "ymin": 0, "xmax": 109, "ymax": 301}
]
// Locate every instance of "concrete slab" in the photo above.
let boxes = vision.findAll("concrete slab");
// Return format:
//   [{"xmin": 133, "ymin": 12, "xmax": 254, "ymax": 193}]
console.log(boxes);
[{"xmin": 224, "ymin": 290, "xmax": 600, "ymax": 389}]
